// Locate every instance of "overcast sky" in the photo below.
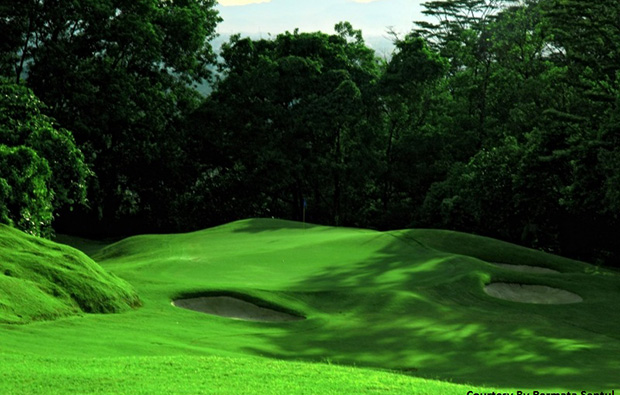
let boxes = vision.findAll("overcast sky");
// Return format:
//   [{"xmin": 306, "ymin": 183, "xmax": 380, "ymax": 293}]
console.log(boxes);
[{"xmin": 215, "ymin": 0, "xmax": 426, "ymax": 55}]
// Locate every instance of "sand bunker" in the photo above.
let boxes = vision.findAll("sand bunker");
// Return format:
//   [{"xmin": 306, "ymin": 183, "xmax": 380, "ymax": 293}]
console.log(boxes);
[
  {"xmin": 493, "ymin": 263, "xmax": 559, "ymax": 274},
  {"xmin": 172, "ymin": 296, "xmax": 304, "ymax": 322},
  {"xmin": 484, "ymin": 282, "xmax": 583, "ymax": 304}
]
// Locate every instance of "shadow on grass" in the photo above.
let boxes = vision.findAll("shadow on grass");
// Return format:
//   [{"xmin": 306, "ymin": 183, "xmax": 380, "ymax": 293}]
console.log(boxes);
[
  {"xmin": 229, "ymin": 218, "xmax": 373, "ymax": 234},
  {"xmin": 233, "ymin": 223, "xmax": 620, "ymax": 389}
]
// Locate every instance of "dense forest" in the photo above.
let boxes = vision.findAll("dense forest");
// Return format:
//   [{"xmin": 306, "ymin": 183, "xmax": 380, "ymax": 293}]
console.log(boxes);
[{"xmin": 1, "ymin": 0, "xmax": 618, "ymax": 267}]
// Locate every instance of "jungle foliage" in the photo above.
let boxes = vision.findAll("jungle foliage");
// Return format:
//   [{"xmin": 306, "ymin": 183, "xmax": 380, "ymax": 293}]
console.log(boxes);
[{"xmin": 0, "ymin": 0, "xmax": 618, "ymax": 266}]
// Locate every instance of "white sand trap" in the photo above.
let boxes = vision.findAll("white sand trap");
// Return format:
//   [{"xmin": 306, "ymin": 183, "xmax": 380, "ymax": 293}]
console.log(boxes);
[
  {"xmin": 493, "ymin": 263, "xmax": 559, "ymax": 274},
  {"xmin": 172, "ymin": 296, "xmax": 304, "ymax": 322},
  {"xmin": 484, "ymin": 283, "xmax": 583, "ymax": 304}
]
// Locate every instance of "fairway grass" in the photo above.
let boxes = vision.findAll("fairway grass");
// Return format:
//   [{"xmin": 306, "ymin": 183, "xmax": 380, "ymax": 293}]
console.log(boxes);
[
  {"xmin": 0, "ymin": 353, "xmax": 485, "ymax": 395},
  {"xmin": 1, "ymin": 218, "xmax": 619, "ymax": 393}
]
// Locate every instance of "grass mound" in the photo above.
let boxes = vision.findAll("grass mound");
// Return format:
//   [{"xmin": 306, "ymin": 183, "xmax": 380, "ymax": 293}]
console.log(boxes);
[
  {"xmin": 393, "ymin": 228, "xmax": 589, "ymax": 272},
  {"xmin": 0, "ymin": 224, "xmax": 141, "ymax": 324}
]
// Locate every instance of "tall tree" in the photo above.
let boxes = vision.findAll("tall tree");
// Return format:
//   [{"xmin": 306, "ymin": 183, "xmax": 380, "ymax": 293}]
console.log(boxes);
[
  {"xmin": 377, "ymin": 34, "xmax": 448, "ymax": 227},
  {"xmin": 0, "ymin": 0, "xmax": 221, "ymax": 234},
  {"xmin": 542, "ymin": 0, "xmax": 620, "ymax": 263},
  {"xmin": 416, "ymin": 0, "xmax": 620, "ymax": 266},
  {"xmin": 185, "ymin": 25, "xmax": 383, "ymax": 228},
  {"xmin": 416, "ymin": 0, "xmax": 520, "ymax": 147}
]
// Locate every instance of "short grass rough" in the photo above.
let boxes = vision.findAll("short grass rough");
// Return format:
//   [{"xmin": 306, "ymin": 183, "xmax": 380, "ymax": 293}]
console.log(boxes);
[
  {"xmin": 1, "ymin": 218, "xmax": 619, "ymax": 393},
  {"xmin": 0, "ymin": 224, "xmax": 140, "ymax": 324}
]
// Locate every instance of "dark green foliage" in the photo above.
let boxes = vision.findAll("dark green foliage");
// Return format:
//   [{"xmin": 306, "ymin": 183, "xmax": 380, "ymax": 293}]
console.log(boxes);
[
  {"xmin": 414, "ymin": 0, "xmax": 620, "ymax": 266},
  {"xmin": 377, "ymin": 34, "xmax": 449, "ymax": 227},
  {"xmin": 0, "ymin": 80, "xmax": 90, "ymax": 210},
  {"xmin": 0, "ymin": 145, "xmax": 52, "ymax": 236},
  {"xmin": 0, "ymin": 79, "xmax": 89, "ymax": 237},
  {"xmin": 184, "ymin": 27, "xmax": 384, "ymax": 228},
  {"xmin": 0, "ymin": 0, "xmax": 221, "ymax": 235},
  {"xmin": 2, "ymin": 1, "xmax": 619, "ymax": 267}
]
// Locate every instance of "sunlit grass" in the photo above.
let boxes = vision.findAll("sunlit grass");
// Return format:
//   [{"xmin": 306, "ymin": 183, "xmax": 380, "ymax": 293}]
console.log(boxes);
[
  {"xmin": 1, "ymin": 218, "xmax": 619, "ymax": 393},
  {"xmin": 0, "ymin": 353, "xmax": 489, "ymax": 395}
]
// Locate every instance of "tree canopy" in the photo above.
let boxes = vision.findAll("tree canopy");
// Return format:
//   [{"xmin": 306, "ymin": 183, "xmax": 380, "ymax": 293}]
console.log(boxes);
[
  {"xmin": 0, "ymin": 78, "xmax": 89, "ymax": 236},
  {"xmin": 0, "ymin": 0, "xmax": 221, "ymax": 234},
  {"xmin": 1, "ymin": 0, "xmax": 619, "ymax": 267}
]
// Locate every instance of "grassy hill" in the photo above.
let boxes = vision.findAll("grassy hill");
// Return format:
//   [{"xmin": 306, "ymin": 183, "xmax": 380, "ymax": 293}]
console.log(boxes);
[
  {"xmin": 1, "ymin": 218, "xmax": 619, "ymax": 393},
  {"xmin": 0, "ymin": 224, "xmax": 140, "ymax": 324}
]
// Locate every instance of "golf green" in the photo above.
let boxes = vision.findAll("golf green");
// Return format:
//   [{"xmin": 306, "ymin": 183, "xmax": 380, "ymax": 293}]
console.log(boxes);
[{"xmin": 1, "ymin": 218, "xmax": 619, "ymax": 393}]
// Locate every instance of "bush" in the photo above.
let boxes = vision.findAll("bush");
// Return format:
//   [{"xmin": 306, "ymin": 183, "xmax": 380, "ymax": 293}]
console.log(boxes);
[
  {"xmin": 0, "ymin": 78, "xmax": 90, "ymax": 236},
  {"xmin": 0, "ymin": 145, "xmax": 53, "ymax": 236}
]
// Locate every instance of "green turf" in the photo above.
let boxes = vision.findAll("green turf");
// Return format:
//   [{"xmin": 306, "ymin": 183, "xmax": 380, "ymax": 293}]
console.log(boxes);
[
  {"xmin": 0, "ymin": 352, "xmax": 490, "ymax": 395},
  {"xmin": 1, "ymin": 218, "xmax": 619, "ymax": 393},
  {"xmin": 0, "ymin": 224, "xmax": 140, "ymax": 324}
]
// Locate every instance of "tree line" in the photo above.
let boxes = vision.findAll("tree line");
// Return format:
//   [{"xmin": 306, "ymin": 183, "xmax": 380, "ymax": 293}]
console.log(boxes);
[{"xmin": 1, "ymin": 0, "xmax": 618, "ymax": 267}]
